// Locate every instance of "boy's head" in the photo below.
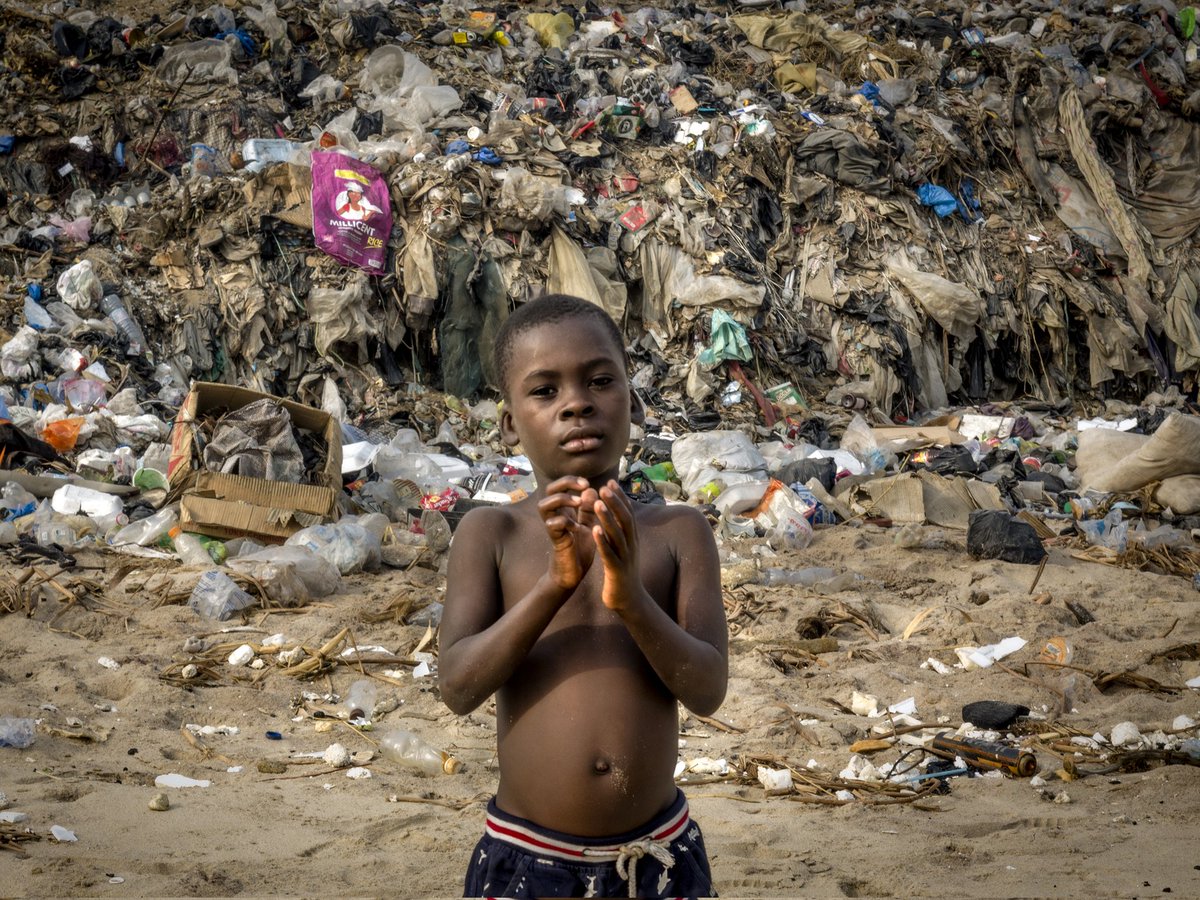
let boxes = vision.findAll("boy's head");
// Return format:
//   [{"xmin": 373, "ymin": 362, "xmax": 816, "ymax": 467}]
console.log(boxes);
[
  {"xmin": 493, "ymin": 294, "xmax": 626, "ymax": 399},
  {"xmin": 493, "ymin": 294, "xmax": 642, "ymax": 482}
]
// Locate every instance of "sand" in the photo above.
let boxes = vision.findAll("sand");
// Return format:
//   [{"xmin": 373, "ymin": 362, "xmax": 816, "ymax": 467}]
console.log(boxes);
[{"xmin": 2, "ymin": 525, "xmax": 1198, "ymax": 898}]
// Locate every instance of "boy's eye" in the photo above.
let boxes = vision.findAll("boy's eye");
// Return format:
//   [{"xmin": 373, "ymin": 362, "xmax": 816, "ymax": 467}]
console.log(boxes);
[
  {"xmin": 530, "ymin": 386, "xmax": 555, "ymax": 397},
  {"xmin": 591, "ymin": 375, "xmax": 614, "ymax": 387}
]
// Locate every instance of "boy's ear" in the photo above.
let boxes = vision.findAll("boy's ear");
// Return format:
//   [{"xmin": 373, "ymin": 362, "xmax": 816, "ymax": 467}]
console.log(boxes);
[
  {"xmin": 499, "ymin": 401, "xmax": 521, "ymax": 448},
  {"xmin": 630, "ymin": 388, "xmax": 646, "ymax": 426}
]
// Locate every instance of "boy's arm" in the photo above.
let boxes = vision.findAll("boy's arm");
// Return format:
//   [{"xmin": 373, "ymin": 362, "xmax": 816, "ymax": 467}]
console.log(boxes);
[
  {"xmin": 438, "ymin": 480, "xmax": 598, "ymax": 714},
  {"xmin": 593, "ymin": 486, "xmax": 728, "ymax": 716}
]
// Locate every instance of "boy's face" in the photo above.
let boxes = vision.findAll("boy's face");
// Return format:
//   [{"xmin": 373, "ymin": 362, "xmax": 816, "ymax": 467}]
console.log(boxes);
[{"xmin": 499, "ymin": 317, "xmax": 640, "ymax": 486}]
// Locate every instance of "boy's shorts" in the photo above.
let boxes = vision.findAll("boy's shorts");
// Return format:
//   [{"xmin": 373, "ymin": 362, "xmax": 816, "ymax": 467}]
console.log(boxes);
[{"xmin": 463, "ymin": 789, "xmax": 716, "ymax": 898}]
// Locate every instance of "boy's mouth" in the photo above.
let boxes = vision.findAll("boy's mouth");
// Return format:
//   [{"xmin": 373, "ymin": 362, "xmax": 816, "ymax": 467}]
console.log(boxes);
[{"xmin": 561, "ymin": 429, "xmax": 604, "ymax": 453}]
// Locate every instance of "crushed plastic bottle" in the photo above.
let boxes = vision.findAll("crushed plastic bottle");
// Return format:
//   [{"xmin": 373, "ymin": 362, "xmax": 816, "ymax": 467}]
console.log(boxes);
[{"xmin": 378, "ymin": 727, "xmax": 462, "ymax": 776}]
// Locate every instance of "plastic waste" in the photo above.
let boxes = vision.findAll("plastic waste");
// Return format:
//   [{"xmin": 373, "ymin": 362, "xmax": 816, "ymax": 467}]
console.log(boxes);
[
  {"xmin": 100, "ymin": 294, "xmax": 148, "ymax": 356},
  {"xmin": 55, "ymin": 259, "xmax": 102, "ymax": 311},
  {"xmin": 378, "ymin": 727, "xmax": 461, "ymax": 775},
  {"xmin": 50, "ymin": 485, "xmax": 123, "ymax": 519},
  {"xmin": 170, "ymin": 527, "xmax": 213, "ymax": 566},
  {"xmin": 758, "ymin": 567, "xmax": 836, "ymax": 587},
  {"xmin": 112, "ymin": 506, "xmax": 178, "ymax": 547},
  {"xmin": 343, "ymin": 679, "xmax": 377, "ymax": 721},
  {"xmin": 188, "ymin": 570, "xmax": 257, "ymax": 620},
  {"xmin": 284, "ymin": 518, "xmax": 382, "ymax": 575},
  {"xmin": 24, "ymin": 295, "xmax": 54, "ymax": 331},
  {"xmin": 0, "ymin": 717, "xmax": 36, "ymax": 749},
  {"xmin": 1076, "ymin": 510, "xmax": 1128, "ymax": 553},
  {"xmin": 227, "ymin": 545, "xmax": 341, "ymax": 606}
]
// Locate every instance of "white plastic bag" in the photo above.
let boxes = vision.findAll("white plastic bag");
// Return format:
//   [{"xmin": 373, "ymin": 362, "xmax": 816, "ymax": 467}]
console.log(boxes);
[
  {"xmin": 671, "ymin": 430, "xmax": 768, "ymax": 499},
  {"xmin": 55, "ymin": 260, "xmax": 103, "ymax": 311}
]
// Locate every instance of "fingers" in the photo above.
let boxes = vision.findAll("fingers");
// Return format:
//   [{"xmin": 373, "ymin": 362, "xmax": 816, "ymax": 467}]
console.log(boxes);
[
  {"xmin": 544, "ymin": 476, "xmax": 591, "ymax": 496},
  {"xmin": 597, "ymin": 481, "xmax": 635, "ymax": 542},
  {"xmin": 593, "ymin": 492, "xmax": 631, "ymax": 559}
]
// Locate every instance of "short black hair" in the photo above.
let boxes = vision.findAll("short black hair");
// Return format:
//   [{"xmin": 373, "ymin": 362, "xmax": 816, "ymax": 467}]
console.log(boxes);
[{"xmin": 492, "ymin": 293, "xmax": 626, "ymax": 396}]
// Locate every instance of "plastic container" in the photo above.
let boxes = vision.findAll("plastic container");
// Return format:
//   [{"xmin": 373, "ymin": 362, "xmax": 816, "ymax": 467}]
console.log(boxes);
[
  {"xmin": 50, "ymin": 484, "xmax": 124, "ymax": 519},
  {"xmin": 170, "ymin": 527, "xmax": 213, "ymax": 566},
  {"xmin": 188, "ymin": 570, "xmax": 257, "ymax": 620},
  {"xmin": 112, "ymin": 506, "xmax": 178, "ymax": 547},
  {"xmin": 343, "ymin": 679, "xmax": 377, "ymax": 721},
  {"xmin": 100, "ymin": 294, "xmax": 148, "ymax": 356},
  {"xmin": 35, "ymin": 519, "xmax": 79, "ymax": 548},
  {"xmin": 0, "ymin": 716, "xmax": 36, "ymax": 749},
  {"xmin": 378, "ymin": 727, "xmax": 461, "ymax": 776}
]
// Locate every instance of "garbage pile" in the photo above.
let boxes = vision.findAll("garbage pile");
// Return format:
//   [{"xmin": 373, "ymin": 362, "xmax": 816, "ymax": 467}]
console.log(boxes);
[
  {"xmin": 3, "ymin": 0, "xmax": 1200, "ymax": 425},
  {"xmin": 2, "ymin": 0, "xmax": 1200, "ymax": 624}
]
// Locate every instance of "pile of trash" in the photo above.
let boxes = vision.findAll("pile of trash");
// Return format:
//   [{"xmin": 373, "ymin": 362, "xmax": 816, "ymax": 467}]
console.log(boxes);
[
  {"xmin": 3, "ymin": 0, "xmax": 1200, "ymax": 424},
  {"xmin": 2, "ymin": 0, "xmax": 1200, "ymax": 614}
]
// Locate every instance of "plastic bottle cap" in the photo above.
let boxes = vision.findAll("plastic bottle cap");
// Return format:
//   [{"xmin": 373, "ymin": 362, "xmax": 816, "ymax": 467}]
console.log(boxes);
[{"xmin": 443, "ymin": 756, "xmax": 463, "ymax": 775}]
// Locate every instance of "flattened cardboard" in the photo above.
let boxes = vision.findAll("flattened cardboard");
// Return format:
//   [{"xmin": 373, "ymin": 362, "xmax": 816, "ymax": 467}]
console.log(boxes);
[{"xmin": 169, "ymin": 382, "xmax": 341, "ymax": 541}]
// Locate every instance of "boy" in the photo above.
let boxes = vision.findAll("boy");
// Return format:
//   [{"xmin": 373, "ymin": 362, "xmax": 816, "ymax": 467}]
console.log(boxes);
[{"xmin": 439, "ymin": 294, "xmax": 728, "ymax": 898}]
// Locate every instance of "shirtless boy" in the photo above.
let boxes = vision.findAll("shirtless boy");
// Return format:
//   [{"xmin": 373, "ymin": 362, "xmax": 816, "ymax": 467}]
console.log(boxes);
[{"xmin": 439, "ymin": 294, "xmax": 729, "ymax": 898}]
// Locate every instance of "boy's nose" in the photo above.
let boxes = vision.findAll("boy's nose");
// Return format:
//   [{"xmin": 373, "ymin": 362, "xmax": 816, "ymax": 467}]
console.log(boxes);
[{"xmin": 559, "ymin": 386, "xmax": 594, "ymax": 417}]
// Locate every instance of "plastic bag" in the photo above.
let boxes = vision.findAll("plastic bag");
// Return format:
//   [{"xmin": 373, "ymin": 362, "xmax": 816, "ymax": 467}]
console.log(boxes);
[
  {"xmin": 839, "ymin": 414, "xmax": 892, "ymax": 474},
  {"xmin": 55, "ymin": 260, "xmax": 103, "ymax": 311},
  {"xmin": 306, "ymin": 275, "xmax": 377, "ymax": 358},
  {"xmin": 0, "ymin": 327, "xmax": 41, "ymax": 380},
  {"xmin": 228, "ymin": 545, "xmax": 341, "ymax": 606},
  {"xmin": 156, "ymin": 39, "xmax": 237, "ymax": 85},
  {"xmin": 42, "ymin": 417, "xmax": 84, "ymax": 452},
  {"xmin": 747, "ymin": 480, "xmax": 814, "ymax": 550},
  {"xmin": 671, "ymin": 430, "xmax": 768, "ymax": 499},
  {"xmin": 311, "ymin": 150, "xmax": 392, "ymax": 273}
]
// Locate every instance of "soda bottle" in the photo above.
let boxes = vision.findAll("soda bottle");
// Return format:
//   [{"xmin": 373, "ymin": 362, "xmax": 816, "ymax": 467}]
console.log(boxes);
[{"xmin": 170, "ymin": 526, "xmax": 212, "ymax": 565}]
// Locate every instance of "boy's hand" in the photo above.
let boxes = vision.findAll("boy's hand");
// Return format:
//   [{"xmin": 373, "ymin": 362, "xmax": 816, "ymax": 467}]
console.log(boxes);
[
  {"xmin": 592, "ymin": 480, "xmax": 642, "ymax": 611},
  {"xmin": 538, "ymin": 476, "xmax": 599, "ymax": 591}
]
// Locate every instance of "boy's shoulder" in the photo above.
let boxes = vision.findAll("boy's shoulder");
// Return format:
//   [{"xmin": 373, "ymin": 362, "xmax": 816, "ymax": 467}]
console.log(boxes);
[{"xmin": 634, "ymin": 500, "xmax": 714, "ymax": 544}]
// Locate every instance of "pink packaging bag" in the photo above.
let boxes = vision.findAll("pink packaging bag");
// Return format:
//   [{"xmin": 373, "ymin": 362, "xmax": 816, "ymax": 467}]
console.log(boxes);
[{"xmin": 311, "ymin": 150, "xmax": 392, "ymax": 273}]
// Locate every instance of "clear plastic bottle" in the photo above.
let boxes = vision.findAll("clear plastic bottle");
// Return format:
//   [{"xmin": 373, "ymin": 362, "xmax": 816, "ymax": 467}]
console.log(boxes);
[
  {"xmin": 100, "ymin": 293, "xmax": 148, "ymax": 356},
  {"xmin": 170, "ymin": 526, "xmax": 213, "ymax": 565},
  {"xmin": 378, "ymin": 727, "xmax": 462, "ymax": 775},
  {"xmin": 112, "ymin": 506, "xmax": 178, "ymax": 547},
  {"xmin": 343, "ymin": 679, "xmax": 378, "ymax": 721}
]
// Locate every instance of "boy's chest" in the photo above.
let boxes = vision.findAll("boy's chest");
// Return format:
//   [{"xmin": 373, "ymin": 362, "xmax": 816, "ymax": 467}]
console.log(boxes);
[{"xmin": 499, "ymin": 517, "xmax": 678, "ymax": 618}]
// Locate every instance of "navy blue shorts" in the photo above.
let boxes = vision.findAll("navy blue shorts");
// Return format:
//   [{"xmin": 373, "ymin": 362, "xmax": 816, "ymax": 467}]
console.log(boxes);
[{"xmin": 463, "ymin": 789, "xmax": 716, "ymax": 898}]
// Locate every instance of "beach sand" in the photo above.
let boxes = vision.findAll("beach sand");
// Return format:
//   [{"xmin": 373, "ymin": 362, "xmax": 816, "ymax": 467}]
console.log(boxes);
[{"xmin": 2, "ymin": 525, "xmax": 1198, "ymax": 898}]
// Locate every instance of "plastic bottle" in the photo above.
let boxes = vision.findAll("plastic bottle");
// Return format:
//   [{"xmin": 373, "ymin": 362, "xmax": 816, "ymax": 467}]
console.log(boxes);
[
  {"xmin": 343, "ymin": 679, "xmax": 377, "ymax": 721},
  {"xmin": 35, "ymin": 518, "xmax": 79, "ymax": 548},
  {"xmin": 188, "ymin": 569, "xmax": 256, "ymax": 620},
  {"xmin": 758, "ymin": 566, "xmax": 835, "ymax": 587},
  {"xmin": 112, "ymin": 506, "xmax": 178, "ymax": 546},
  {"xmin": 170, "ymin": 526, "xmax": 213, "ymax": 565},
  {"xmin": 100, "ymin": 294, "xmax": 148, "ymax": 356},
  {"xmin": 378, "ymin": 727, "xmax": 462, "ymax": 775}
]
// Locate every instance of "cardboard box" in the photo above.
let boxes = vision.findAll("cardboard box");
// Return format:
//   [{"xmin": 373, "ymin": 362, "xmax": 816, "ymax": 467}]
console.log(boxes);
[{"xmin": 168, "ymin": 382, "xmax": 342, "ymax": 541}]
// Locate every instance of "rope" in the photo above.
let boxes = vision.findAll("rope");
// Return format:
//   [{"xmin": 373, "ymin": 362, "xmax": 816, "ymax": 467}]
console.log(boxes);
[{"xmin": 613, "ymin": 840, "xmax": 675, "ymax": 898}]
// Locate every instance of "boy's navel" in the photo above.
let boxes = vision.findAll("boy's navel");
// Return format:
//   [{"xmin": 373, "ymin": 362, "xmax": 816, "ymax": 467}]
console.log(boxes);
[{"xmin": 592, "ymin": 757, "xmax": 611, "ymax": 774}]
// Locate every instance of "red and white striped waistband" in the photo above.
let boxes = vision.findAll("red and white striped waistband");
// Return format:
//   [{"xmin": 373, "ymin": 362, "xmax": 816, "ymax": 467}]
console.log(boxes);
[{"xmin": 485, "ymin": 799, "xmax": 690, "ymax": 864}]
